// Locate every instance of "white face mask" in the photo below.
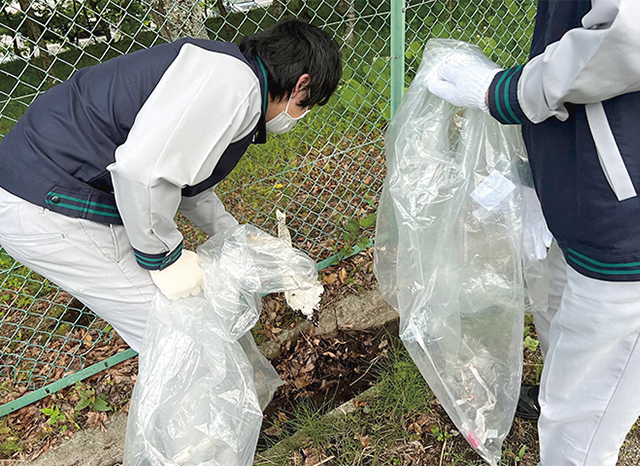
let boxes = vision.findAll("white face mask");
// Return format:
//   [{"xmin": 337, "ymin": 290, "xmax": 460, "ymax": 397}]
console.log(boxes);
[{"xmin": 266, "ymin": 92, "xmax": 310, "ymax": 134}]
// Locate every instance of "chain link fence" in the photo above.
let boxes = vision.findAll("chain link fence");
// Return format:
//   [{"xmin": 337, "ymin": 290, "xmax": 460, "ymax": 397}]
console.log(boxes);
[{"xmin": 0, "ymin": 0, "xmax": 536, "ymax": 415}]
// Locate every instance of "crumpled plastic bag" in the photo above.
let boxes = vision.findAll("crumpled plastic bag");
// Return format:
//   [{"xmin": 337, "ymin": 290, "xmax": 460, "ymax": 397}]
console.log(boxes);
[
  {"xmin": 123, "ymin": 224, "xmax": 322, "ymax": 466},
  {"xmin": 277, "ymin": 210, "xmax": 324, "ymax": 319},
  {"xmin": 374, "ymin": 39, "xmax": 547, "ymax": 465}
]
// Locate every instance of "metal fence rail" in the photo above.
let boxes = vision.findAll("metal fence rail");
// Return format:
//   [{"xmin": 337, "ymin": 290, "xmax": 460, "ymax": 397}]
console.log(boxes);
[{"xmin": 0, "ymin": 0, "xmax": 535, "ymax": 415}]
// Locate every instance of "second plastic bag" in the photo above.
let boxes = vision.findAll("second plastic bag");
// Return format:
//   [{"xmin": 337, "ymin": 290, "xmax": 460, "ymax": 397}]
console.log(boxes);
[
  {"xmin": 123, "ymin": 224, "xmax": 322, "ymax": 466},
  {"xmin": 375, "ymin": 39, "xmax": 532, "ymax": 465}
]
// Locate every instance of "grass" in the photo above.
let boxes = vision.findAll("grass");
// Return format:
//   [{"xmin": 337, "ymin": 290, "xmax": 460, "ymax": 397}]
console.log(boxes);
[
  {"xmin": 257, "ymin": 336, "xmax": 543, "ymax": 466},
  {"xmin": 256, "ymin": 314, "xmax": 640, "ymax": 466},
  {"xmin": 0, "ymin": 411, "xmax": 25, "ymax": 456},
  {"xmin": 0, "ymin": 436, "xmax": 23, "ymax": 456}
]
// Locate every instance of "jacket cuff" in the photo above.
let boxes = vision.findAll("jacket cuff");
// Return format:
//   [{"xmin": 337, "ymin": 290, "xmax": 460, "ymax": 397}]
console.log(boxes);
[
  {"xmin": 133, "ymin": 241, "xmax": 183, "ymax": 270},
  {"xmin": 488, "ymin": 66, "xmax": 530, "ymax": 125}
]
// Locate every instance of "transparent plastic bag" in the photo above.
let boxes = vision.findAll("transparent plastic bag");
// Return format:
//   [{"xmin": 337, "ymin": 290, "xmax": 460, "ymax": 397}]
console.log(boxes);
[
  {"xmin": 374, "ymin": 39, "xmax": 542, "ymax": 465},
  {"xmin": 123, "ymin": 224, "xmax": 321, "ymax": 466}
]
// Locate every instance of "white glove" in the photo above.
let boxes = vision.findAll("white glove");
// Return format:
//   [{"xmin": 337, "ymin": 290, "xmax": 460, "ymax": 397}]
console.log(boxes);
[
  {"xmin": 428, "ymin": 64, "xmax": 501, "ymax": 113},
  {"xmin": 150, "ymin": 250, "xmax": 205, "ymax": 300}
]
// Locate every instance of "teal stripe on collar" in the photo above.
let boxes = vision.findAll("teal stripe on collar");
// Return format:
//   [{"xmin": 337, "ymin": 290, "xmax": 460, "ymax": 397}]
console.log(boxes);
[{"xmin": 256, "ymin": 56, "xmax": 269, "ymax": 114}]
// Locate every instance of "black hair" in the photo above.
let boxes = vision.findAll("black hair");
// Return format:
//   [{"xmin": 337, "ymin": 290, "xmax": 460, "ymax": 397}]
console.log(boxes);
[{"xmin": 240, "ymin": 19, "xmax": 342, "ymax": 107}]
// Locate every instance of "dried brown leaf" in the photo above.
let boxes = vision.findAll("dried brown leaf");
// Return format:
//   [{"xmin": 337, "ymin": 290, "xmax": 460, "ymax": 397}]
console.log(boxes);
[{"xmin": 354, "ymin": 432, "xmax": 370, "ymax": 448}]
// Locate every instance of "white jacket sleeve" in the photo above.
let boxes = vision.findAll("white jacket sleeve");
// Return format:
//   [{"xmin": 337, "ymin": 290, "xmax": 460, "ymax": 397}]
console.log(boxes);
[
  {"xmin": 108, "ymin": 44, "xmax": 261, "ymax": 270},
  {"xmin": 489, "ymin": 0, "xmax": 640, "ymax": 125},
  {"xmin": 178, "ymin": 187, "xmax": 239, "ymax": 237},
  {"xmin": 521, "ymin": 0, "xmax": 640, "ymax": 123}
]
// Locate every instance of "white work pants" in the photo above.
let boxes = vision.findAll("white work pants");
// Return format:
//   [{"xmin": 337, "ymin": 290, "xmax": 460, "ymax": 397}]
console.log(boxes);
[
  {"xmin": 534, "ymin": 242, "xmax": 640, "ymax": 466},
  {"xmin": 0, "ymin": 187, "xmax": 155, "ymax": 352}
]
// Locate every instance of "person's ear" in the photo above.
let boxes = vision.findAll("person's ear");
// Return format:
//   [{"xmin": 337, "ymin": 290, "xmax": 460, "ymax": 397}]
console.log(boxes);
[{"xmin": 293, "ymin": 74, "xmax": 311, "ymax": 96}]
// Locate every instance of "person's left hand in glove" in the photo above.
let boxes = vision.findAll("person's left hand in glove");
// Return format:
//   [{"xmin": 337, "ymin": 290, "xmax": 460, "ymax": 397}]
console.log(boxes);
[{"xmin": 428, "ymin": 63, "xmax": 501, "ymax": 113}]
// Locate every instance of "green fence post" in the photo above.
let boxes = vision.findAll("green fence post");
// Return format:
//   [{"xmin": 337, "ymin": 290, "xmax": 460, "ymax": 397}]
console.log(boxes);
[
  {"xmin": 0, "ymin": 349, "xmax": 137, "ymax": 417},
  {"xmin": 390, "ymin": 0, "xmax": 406, "ymax": 117}
]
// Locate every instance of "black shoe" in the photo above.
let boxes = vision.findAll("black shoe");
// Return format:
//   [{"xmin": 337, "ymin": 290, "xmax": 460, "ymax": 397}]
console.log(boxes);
[{"xmin": 515, "ymin": 384, "xmax": 540, "ymax": 420}]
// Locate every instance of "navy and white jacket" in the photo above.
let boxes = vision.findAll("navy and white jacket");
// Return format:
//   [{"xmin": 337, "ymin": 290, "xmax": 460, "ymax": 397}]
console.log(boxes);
[
  {"xmin": 487, "ymin": 0, "xmax": 640, "ymax": 281},
  {"xmin": 0, "ymin": 39, "xmax": 268, "ymax": 270}
]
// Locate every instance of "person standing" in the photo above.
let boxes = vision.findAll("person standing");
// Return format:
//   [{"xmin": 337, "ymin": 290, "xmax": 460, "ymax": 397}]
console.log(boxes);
[{"xmin": 428, "ymin": 1, "xmax": 640, "ymax": 464}]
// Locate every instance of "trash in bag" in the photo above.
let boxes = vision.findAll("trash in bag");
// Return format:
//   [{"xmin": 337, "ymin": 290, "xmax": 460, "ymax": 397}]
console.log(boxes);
[
  {"xmin": 123, "ymin": 224, "xmax": 323, "ymax": 466},
  {"xmin": 277, "ymin": 210, "xmax": 324, "ymax": 320},
  {"xmin": 374, "ymin": 39, "xmax": 547, "ymax": 465}
]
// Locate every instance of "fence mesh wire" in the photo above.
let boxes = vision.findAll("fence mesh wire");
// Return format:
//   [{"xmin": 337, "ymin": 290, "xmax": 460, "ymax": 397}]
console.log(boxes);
[{"xmin": 0, "ymin": 0, "xmax": 535, "ymax": 412}]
